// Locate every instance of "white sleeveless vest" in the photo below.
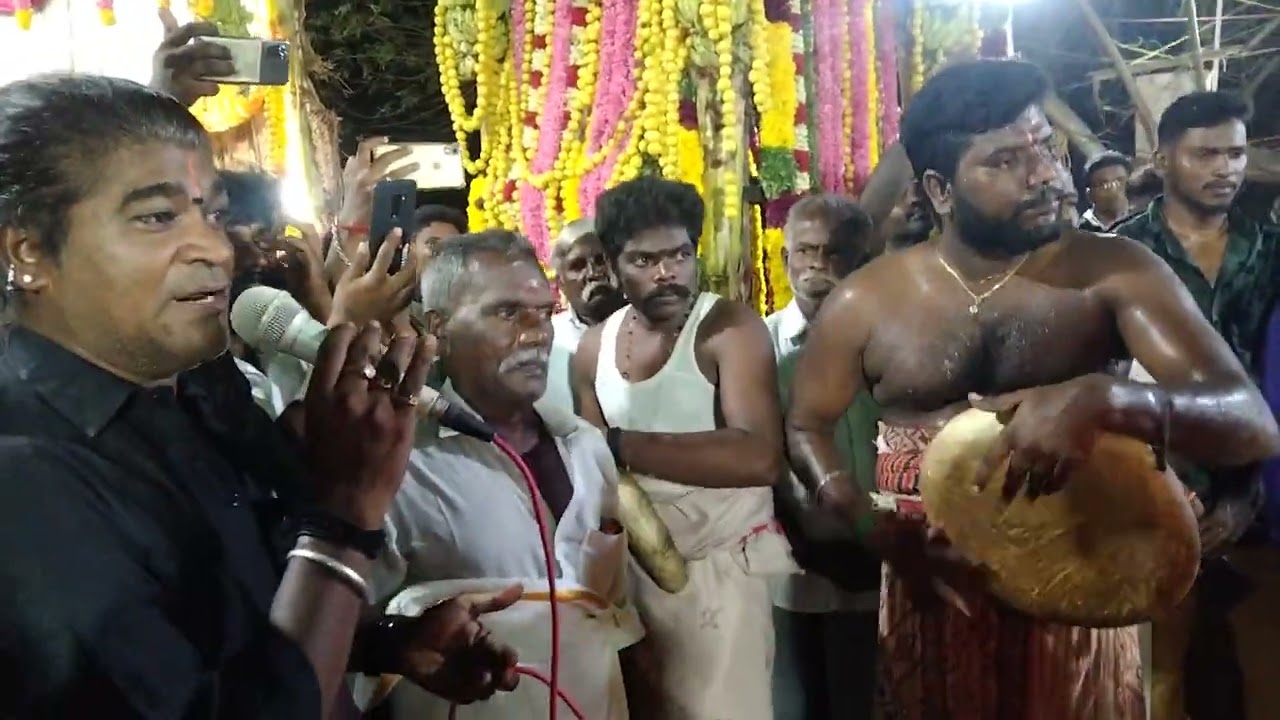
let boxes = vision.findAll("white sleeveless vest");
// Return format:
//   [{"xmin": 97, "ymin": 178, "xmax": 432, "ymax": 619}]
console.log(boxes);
[{"xmin": 594, "ymin": 293, "xmax": 781, "ymax": 561}]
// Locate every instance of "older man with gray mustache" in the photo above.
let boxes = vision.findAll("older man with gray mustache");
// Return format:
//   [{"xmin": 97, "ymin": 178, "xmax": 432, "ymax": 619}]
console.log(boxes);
[{"xmin": 361, "ymin": 230, "xmax": 643, "ymax": 720}]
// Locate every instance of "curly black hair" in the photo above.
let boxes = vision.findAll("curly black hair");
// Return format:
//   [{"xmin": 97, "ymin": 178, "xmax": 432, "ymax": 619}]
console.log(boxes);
[
  {"xmin": 594, "ymin": 176, "xmax": 704, "ymax": 264},
  {"xmin": 900, "ymin": 59, "xmax": 1051, "ymax": 183},
  {"xmin": 1157, "ymin": 91, "xmax": 1251, "ymax": 147}
]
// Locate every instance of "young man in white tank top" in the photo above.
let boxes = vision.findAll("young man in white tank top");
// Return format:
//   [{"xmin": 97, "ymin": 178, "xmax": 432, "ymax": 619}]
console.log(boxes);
[{"xmin": 571, "ymin": 177, "xmax": 795, "ymax": 720}]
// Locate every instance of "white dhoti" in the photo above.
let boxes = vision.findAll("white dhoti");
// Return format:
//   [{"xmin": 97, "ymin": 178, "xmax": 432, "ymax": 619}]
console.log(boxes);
[
  {"xmin": 353, "ymin": 578, "xmax": 643, "ymax": 720},
  {"xmin": 623, "ymin": 544, "xmax": 780, "ymax": 720},
  {"xmin": 619, "ymin": 477, "xmax": 798, "ymax": 720}
]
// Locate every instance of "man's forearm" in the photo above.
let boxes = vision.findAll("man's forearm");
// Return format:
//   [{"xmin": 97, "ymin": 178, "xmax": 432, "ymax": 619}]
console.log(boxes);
[
  {"xmin": 785, "ymin": 426, "xmax": 859, "ymax": 501},
  {"xmin": 270, "ymin": 537, "xmax": 371, "ymax": 718},
  {"xmin": 617, "ymin": 429, "xmax": 782, "ymax": 488},
  {"xmin": 1101, "ymin": 378, "xmax": 1280, "ymax": 467}
]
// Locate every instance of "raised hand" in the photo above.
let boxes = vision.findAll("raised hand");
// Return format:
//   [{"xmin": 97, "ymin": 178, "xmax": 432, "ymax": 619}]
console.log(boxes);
[
  {"xmin": 331, "ymin": 137, "xmax": 419, "ymax": 262},
  {"xmin": 328, "ymin": 230, "xmax": 428, "ymax": 329},
  {"xmin": 303, "ymin": 323, "xmax": 436, "ymax": 530},
  {"xmin": 150, "ymin": 7, "xmax": 234, "ymax": 107}
]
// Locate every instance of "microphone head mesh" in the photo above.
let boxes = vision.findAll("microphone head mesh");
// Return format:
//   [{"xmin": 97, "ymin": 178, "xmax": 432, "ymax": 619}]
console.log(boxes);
[{"xmin": 230, "ymin": 286, "xmax": 302, "ymax": 350}]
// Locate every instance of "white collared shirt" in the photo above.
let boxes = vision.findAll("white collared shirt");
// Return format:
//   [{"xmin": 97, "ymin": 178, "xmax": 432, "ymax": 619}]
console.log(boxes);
[
  {"xmin": 373, "ymin": 380, "xmax": 640, "ymax": 621},
  {"xmin": 765, "ymin": 300, "xmax": 878, "ymax": 614},
  {"xmin": 764, "ymin": 298, "xmax": 809, "ymax": 357},
  {"xmin": 354, "ymin": 383, "xmax": 641, "ymax": 719},
  {"xmin": 542, "ymin": 310, "xmax": 590, "ymax": 415}
]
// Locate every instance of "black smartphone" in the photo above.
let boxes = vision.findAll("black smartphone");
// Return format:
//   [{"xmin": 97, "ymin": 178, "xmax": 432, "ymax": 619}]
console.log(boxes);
[
  {"xmin": 367, "ymin": 179, "xmax": 417, "ymax": 274},
  {"xmin": 194, "ymin": 38, "xmax": 290, "ymax": 86}
]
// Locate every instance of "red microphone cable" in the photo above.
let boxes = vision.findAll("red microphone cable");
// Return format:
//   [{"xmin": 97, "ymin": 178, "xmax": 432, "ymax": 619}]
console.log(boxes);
[{"xmin": 447, "ymin": 436, "xmax": 582, "ymax": 719}]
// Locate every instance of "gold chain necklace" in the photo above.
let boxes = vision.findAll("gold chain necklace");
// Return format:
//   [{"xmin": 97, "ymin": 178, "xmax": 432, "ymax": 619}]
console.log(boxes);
[{"xmin": 936, "ymin": 250, "xmax": 1029, "ymax": 316}]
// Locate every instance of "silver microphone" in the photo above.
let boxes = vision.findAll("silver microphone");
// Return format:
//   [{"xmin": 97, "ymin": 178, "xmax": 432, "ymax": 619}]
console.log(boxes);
[{"xmin": 230, "ymin": 286, "xmax": 494, "ymax": 441}]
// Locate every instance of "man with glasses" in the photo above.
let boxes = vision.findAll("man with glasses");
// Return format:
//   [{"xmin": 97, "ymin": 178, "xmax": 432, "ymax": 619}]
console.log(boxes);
[{"xmin": 1079, "ymin": 151, "xmax": 1133, "ymax": 232}]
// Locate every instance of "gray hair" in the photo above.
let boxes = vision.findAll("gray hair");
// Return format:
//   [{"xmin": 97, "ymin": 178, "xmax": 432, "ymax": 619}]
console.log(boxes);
[{"xmin": 419, "ymin": 229, "xmax": 544, "ymax": 315}]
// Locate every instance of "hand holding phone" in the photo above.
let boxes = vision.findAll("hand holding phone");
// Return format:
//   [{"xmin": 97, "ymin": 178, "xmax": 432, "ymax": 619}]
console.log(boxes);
[
  {"xmin": 368, "ymin": 180, "xmax": 418, "ymax": 275},
  {"xmin": 193, "ymin": 37, "xmax": 290, "ymax": 86},
  {"xmin": 151, "ymin": 7, "xmax": 235, "ymax": 105}
]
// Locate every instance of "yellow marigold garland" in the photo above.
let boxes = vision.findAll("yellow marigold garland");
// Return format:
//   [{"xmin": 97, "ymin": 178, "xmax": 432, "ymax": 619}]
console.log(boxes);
[
  {"xmin": 765, "ymin": 226, "xmax": 790, "ymax": 310},
  {"xmin": 759, "ymin": 22, "xmax": 796, "ymax": 149},
  {"xmin": 676, "ymin": 127, "xmax": 705, "ymax": 196}
]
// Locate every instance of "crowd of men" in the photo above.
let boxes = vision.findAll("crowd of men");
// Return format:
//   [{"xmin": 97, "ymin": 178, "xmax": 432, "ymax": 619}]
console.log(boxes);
[{"xmin": 0, "ymin": 11, "xmax": 1279, "ymax": 720}]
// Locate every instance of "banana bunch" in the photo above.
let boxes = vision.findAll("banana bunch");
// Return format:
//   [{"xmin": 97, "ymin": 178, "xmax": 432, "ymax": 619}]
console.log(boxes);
[
  {"xmin": 674, "ymin": 0, "xmax": 749, "ymax": 69},
  {"xmin": 441, "ymin": 1, "xmax": 481, "ymax": 80}
]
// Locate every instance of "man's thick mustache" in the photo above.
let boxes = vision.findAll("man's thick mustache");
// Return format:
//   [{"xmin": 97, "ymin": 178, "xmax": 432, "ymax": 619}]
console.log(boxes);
[
  {"xmin": 583, "ymin": 281, "xmax": 617, "ymax": 299},
  {"xmin": 1018, "ymin": 186, "xmax": 1061, "ymax": 213},
  {"xmin": 497, "ymin": 349, "xmax": 550, "ymax": 373},
  {"xmin": 644, "ymin": 286, "xmax": 691, "ymax": 303}
]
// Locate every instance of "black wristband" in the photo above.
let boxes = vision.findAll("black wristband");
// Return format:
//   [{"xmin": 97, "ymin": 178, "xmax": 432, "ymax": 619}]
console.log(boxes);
[
  {"xmin": 606, "ymin": 426, "xmax": 627, "ymax": 470},
  {"xmin": 295, "ymin": 511, "xmax": 387, "ymax": 560}
]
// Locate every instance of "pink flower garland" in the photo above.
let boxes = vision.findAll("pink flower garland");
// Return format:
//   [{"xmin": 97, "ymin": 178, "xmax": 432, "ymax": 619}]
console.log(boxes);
[
  {"xmin": 518, "ymin": 0, "xmax": 576, "ymax": 259},
  {"xmin": 877, "ymin": 0, "xmax": 900, "ymax": 144},
  {"xmin": 850, "ymin": 0, "xmax": 871, "ymax": 189},
  {"xmin": 578, "ymin": 0, "xmax": 637, "ymax": 213},
  {"xmin": 811, "ymin": 0, "xmax": 844, "ymax": 193}
]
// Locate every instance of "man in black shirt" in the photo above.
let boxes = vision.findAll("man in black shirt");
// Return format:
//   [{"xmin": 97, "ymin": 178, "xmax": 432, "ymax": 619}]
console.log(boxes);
[{"xmin": 0, "ymin": 75, "xmax": 519, "ymax": 718}]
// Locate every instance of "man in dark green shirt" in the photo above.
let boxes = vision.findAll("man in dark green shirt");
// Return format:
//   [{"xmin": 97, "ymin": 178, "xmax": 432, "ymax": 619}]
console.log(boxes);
[{"xmin": 1114, "ymin": 89, "xmax": 1280, "ymax": 720}]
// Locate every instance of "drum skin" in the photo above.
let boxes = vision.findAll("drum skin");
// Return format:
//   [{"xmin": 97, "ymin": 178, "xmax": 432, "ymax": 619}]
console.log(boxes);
[{"xmin": 919, "ymin": 409, "xmax": 1200, "ymax": 627}]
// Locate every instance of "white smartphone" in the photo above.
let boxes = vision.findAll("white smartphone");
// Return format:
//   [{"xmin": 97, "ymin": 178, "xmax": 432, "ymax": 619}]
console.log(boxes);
[
  {"xmin": 194, "ymin": 37, "xmax": 290, "ymax": 86},
  {"xmin": 375, "ymin": 142, "xmax": 467, "ymax": 190}
]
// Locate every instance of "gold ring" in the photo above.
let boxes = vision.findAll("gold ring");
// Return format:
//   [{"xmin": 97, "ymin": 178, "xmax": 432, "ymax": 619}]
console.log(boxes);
[
  {"xmin": 360, "ymin": 363, "xmax": 377, "ymax": 380},
  {"xmin": 376, "ymin": 376, "xmax": 395, "ymax": 390},
  {"xmin": 393, "ymin": 393, "xmax": 420, "ymax": 407}
]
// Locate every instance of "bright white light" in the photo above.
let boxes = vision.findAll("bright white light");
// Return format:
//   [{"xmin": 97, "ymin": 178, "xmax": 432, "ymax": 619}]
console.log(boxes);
[
  {"xmin": 280, "ymin": 174, "xmax": 316, "ymax": 225},
  {"xmin": 279, "ymin": 74, "xmax": 319, "ymax": 225},
  {"xmin": 974, "ymin": 0, "xmax": 1032, "ymax": 5}
]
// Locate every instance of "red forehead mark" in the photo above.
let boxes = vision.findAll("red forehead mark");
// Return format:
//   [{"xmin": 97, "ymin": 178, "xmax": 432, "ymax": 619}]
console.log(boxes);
[{"xmin": 184, "ymin": 152, "xmax": 203, "ymax": 201}]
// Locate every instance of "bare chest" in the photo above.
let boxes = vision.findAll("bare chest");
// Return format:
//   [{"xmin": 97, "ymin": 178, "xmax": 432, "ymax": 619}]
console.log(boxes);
[{"xmin": 863, "ymin": 283, "xmax": 1119, "ymax": 416}]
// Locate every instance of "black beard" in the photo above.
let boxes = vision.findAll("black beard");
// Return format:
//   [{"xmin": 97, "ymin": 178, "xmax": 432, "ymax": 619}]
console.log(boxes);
[
  {"xmin": 1170, "ymin": 182, "xmax": 1235, "ymax": 217},
  {"xmin": 953, "ymin": 188, "xmax": 1063, "ymax": 259}
]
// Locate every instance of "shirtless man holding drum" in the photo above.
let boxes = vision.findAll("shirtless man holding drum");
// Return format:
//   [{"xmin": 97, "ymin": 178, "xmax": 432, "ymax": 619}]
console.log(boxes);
[{"xmin": 785, "ymin": 59, "xmax": 1280, "ymax": 720}]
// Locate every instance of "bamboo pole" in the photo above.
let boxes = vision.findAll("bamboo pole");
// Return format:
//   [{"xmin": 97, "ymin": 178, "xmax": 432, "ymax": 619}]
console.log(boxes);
[
  {"xmin": 1043, "ymin": 94, "xmax": 1104, "ymax": 159},
  {"xmin": 1070, "ymin": 0, "xmax": 1157, "ymax": 146},
  {"xmin": 1184, "ymin": 0, "xmax": 1209, "ymax": 90}
]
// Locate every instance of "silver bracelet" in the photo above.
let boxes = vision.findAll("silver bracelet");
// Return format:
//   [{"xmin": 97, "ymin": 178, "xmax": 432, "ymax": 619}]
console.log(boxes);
[
  {"xmin": 287, "ymin": 547, "xmax": 372, "ymax": 603},
  {"xmin": 331, "ymin": 237, "xmax": 352, "ymax": 267}
]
